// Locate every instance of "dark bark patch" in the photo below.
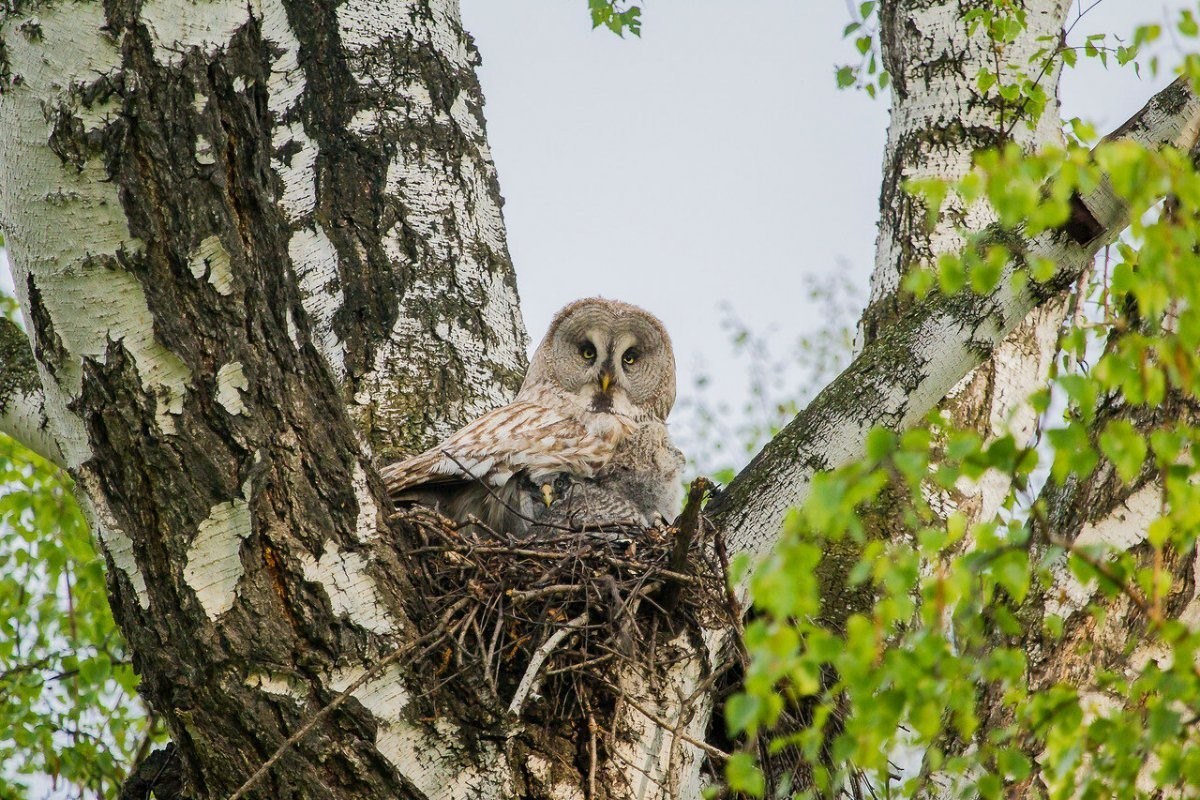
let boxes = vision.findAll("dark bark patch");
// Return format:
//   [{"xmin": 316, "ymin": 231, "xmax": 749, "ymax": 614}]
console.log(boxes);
[
  {"xmin": 23, "ymin": 275, "xmax": 68, "ymax": 375},
  {"xmin": 0, "ymin": 316, "xmax": 40, "ymax": 408},
  {"xmin": 1064, "ymin": 191, "xmax": 1105, "ymax": 245}
]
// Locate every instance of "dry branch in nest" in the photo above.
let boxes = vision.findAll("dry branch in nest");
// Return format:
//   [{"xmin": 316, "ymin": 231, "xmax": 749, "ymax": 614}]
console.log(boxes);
[{"xmin": 393, "ymin": 478, "xmax": 733, "ymax": 735}]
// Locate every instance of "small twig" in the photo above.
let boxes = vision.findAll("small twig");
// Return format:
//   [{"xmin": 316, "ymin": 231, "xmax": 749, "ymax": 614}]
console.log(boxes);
[
  {"xmin": 455, "ymin": 606, "xmax": 477, "ymax": 672},
  {"xmin": 578, "ymin": 687, "xmax": 599, "ymax": 800},
  {"xmin": 587, "ymin": 710, "xmax": 599, "ymax": 800},
  {"xmin": 505, "ymin": 584, "xmax": 586, "ymax": 602},
  {"xmin": 543, "ymin": 652, "xmax": 615, "ymax": 677},
  {"xmin": 713, "ymin": 527, "xmax": 749, "ymax": 662},
  {"xmin": 666, "ymin": 685, "xmax": 688, "ymax": 798},
  {"xmin": 126, "ymin": 711, "xmax": 159, "ymax": 777},
  {"xmin": 1048, "ymin": 531, "xmax": 1156, "ymax": 620},
  {"xmin": 658, "ymin": 477, "xmax": 714, "ymax": 612},
  {"xmin": 486, "ymin": 598, "xmax": 506, "ymax": 690},
  {"xmin": 508, "ymin": 613, "xmax": 589, "ymax": 716},
  {"xmin": 1031, "ymin": 504, "xmax": 1158, "ymax": 622}
]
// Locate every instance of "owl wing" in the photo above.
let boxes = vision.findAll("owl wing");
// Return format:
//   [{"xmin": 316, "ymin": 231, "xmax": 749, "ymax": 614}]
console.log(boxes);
[{"xmin": 380, "ymin": 400, "xmax": 616, "ymax": 503}]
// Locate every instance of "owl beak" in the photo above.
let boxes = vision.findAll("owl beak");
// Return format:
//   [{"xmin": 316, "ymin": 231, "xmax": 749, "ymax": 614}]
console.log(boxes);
[
  {"xmin": 540, "ymin": 483, "xmax": 556, "ymax": 507},
  {"xmin": 598, "ymin": 369, "xmax": 613, "ymax": 395}
]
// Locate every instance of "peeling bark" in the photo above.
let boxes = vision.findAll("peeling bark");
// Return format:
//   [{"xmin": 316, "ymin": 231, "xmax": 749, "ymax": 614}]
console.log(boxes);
[{"xmin": 0, "ymin": 313, "xmax": 61, "ymax": 464}]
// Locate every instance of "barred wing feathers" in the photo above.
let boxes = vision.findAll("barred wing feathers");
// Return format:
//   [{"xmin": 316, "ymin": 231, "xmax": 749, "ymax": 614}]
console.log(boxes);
[{"xmin": 380, "ymin": 400, "xmax": 619, "ymax": 502}]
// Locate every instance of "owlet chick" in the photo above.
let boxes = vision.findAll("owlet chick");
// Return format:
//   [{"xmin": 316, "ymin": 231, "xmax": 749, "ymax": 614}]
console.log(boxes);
[
  {"xmin": 527, "ymin": 422, "xmax": 684, "ymax": 536},
  {"xmin": 380, "ymin": 298, "xmax": 682, "ymax": 535}
]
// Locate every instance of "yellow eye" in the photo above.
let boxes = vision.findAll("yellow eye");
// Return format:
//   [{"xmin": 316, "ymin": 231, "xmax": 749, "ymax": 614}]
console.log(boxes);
[
  {"xmin": 579, "ymin": 343, "xmax": 596, "ymax": 361},
  {"xmin": 622, "ymin": 349, "xmax": 639, "ymax": 365}
]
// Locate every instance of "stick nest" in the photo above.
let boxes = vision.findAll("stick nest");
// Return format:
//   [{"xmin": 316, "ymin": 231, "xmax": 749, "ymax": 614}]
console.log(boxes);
[{"xmin": 394, "ymin": 479, "xmax": 733, "ymax": 723}]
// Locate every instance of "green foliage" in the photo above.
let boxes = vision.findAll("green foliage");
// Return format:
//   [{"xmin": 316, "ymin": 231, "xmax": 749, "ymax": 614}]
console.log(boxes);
[
  {"xmin": 727, "ymin": 6, "xmax": 1200, "ymax": 799},
  {"xmin": 0, "ymin": 295, "xmax": 155, "ymax": 797},
  {"xmin": 730, "ymin": 403, "xmax": 1200, "ymax": 796},
  {"xmin": 836, "ymin": 1, "xmax": 889, "ymax": 98},
  {"xmin": 587, "ymin": 0, "xmax": 641, "ymax": 37}
]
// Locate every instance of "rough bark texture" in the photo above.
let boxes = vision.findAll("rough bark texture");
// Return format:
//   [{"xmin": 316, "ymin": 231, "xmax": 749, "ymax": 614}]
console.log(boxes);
[{"xmin": 0, "ymin": 0, "xmax": 531, "ymax": 797}]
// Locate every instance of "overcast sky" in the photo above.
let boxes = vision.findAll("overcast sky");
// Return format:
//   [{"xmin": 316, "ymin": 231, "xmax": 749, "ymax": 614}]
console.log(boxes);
[{"xmin": 2, "ymin": 1, "xmax": 1190, "ymax": 469}]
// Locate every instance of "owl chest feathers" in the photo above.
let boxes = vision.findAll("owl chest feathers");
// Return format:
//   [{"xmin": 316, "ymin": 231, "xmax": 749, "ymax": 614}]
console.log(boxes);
[
  {"xmin": 498, "ymin": 384, "xmax": 640, "ymax": 485},
  {"xmin": 381, "ymin": 387, "xmax": 641, "ymax": 501}
]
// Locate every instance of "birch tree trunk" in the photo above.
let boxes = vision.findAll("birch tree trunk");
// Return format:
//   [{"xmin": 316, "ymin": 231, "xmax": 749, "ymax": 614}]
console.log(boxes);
[
  {"xmin": 865, "ymin": 0, "xmax": 1071, "ymax": 513},
  {"xmin": 3, "ymin": 0, "xmax": 1200, "ymax": 798},
  {"xmin": 0, "ymin": 0, "xmax": 534, "ymax": 796}
]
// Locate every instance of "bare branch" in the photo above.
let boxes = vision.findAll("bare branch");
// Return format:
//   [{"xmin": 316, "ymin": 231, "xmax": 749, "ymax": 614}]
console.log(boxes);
[{"xmin": 508, "ymin": 612, "xmax": 589, "ymax": 716}]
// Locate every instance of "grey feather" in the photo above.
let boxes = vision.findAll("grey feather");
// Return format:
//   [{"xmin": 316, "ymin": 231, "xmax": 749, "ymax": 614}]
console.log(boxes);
[{"xmin": 525, "ymin": 421, "xmax": 685, "ymax": 537}]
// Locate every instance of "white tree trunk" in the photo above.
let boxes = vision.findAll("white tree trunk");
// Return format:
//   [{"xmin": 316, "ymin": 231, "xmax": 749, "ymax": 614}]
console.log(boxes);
[
  {"xmin": 866, "ymin": 0, "xmax": 1072, "ymax": 525},
  {"xmin": 0, "ymin": 0, "xmax": 532, "ymax": 796}
]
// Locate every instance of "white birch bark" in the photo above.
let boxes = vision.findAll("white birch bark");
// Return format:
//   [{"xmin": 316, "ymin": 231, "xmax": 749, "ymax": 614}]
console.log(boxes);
[
  {"xmin": 865, "ymin": 0, "xmax": 1072, "ymax": 523},
  {"xmin": 0, "ymin": 0, "xmax": 528, "ymax": 797}
]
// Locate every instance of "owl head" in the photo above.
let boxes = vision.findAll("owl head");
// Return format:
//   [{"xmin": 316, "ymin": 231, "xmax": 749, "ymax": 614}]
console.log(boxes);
[{"xmin": 520, "ymin": 298, "xmax": 676, "ymax": 420}]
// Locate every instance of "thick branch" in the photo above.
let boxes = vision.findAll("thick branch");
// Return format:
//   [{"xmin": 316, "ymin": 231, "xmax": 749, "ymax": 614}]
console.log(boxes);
[
  {"xmin": 0, "ymin": 316, "xmax": 61, "ymax": 465},
  {"xmin": 710, "ymin": 76, "xmax": 1200, "ymax": 567}
]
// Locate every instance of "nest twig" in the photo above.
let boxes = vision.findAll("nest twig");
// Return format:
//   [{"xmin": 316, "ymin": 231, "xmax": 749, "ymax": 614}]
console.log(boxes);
[{"xmin": 393, "ymin": 478, "xmax": 730, "ymax": 727}]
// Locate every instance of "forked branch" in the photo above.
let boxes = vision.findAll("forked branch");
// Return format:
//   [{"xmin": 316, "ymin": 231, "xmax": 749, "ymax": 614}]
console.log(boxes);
[{"xmin": 710, "ymin": 76, "xmax": 1200, "ymax": 578}]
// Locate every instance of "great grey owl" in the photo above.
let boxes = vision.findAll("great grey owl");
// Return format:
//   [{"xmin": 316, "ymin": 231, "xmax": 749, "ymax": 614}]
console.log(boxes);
[{"xmin": 380, "ymin": 298, "xmax": 683, "ymax": 535}]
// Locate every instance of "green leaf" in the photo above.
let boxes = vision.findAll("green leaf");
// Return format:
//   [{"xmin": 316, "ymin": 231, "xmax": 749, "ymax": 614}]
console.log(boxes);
[
  {"xmin": 1098, "ymin": 420, "xmax": 1147, "ymax": 484},
  {"xmin": 726, "ymin": 752, "xmax": 765, "ymax": 797},
  {"xmin": 865, "ymin": 427, "xmax": 897, "ymax": 461},
  {"xmin": 992, "ymin": 550, "xmax": 1030, "ymax": 604},
  {"xmin": 726, "ymin": 693, "xmax": 762, "ymax": 736}
]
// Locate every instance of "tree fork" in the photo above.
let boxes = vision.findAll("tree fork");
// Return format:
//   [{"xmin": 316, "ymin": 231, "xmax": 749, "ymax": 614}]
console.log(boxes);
[{"xmin": 710, "ymin": 75, "xmax": 1200, "ymax": 570}]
